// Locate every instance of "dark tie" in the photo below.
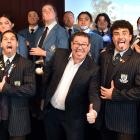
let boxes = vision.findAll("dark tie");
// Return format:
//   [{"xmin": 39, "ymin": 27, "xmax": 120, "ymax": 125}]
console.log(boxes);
[
  {"xmin": 68, "ymin": 28, "xmax": 72, "ymax": 38},
  {"xmin": 4, "ymin": 59, "xmax": 11, "ymax": 76},
  {"xmin": 38, "ymin": 27, "xmax": 48, "ymax": 48},
  {"xmin": 112, "ymin": 53, "xmax": 121, "ymax": 65},
  {"xmin": 101, "ymin": 31, "xmax": 105, "ymax": 36},
  {"xmin": 5, "ymin": 59, "xmax": 10, "ymax": 68},
  {"xmin": 30, "ymin": 29, "xmax": 34, "ymax": 34}
]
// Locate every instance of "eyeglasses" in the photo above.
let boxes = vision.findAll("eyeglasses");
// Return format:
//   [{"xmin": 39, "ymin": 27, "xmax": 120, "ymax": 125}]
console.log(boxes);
[{"xmin": 72, "ymin": 42, "xmax": 89, "ymax": 48}]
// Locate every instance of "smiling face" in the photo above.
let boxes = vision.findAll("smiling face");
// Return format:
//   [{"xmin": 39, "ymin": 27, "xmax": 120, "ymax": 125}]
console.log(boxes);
[
  {"xmin": 0, "ymin": 16, "xmax": 14, "ymax": 33},
  {"xmin": 97, "ymin": 16, "xmax": 108, "ymax": 31},
  {"xmin": 28, "ymin": 11, "xmax": 39, "ymax": 26},
  {"xmin": 1, "ymin": 31, "xmax": 18, "ymax": 57},
  {"xmin": 71, "ymin": 34, "xmax": 90, "ymax": 63},
  {"xmin": 78, "ymin": 13, "xmax": 91, "ymax": 28},
  {"xmin": 112, "ymin": 28, "xmax": 132, "ymax": 52}
]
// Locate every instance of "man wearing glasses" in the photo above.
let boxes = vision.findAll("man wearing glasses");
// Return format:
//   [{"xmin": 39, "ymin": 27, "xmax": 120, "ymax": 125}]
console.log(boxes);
[{"xmin": 42, "ymin": 32, "xmax": 101, "ymax": 140}]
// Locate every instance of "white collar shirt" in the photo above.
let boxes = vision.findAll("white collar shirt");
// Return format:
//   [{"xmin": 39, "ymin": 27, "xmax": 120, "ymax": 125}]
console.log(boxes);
[{"xmin": 51, "ymin": 55, "xmax": 83, "ymax": 110}]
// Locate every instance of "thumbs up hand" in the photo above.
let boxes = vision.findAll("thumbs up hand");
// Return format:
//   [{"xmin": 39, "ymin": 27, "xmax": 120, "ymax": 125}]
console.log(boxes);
[{"xmin": 86, "ymin": 104, "xmax": 97, "ymax": 124}]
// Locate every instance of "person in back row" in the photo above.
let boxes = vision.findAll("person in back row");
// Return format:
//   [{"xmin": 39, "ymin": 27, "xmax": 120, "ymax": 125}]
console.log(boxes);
[
  {"xmin": 77, "ymin": 11, "xmax": 104, "ymax": 64},
  {"xmin": 0, "ymin": 14, "xmax": 28, "ymax": 58},
  {"xmin": 18, "ymin": 10, "xmax": 42, "ymax": 60}
]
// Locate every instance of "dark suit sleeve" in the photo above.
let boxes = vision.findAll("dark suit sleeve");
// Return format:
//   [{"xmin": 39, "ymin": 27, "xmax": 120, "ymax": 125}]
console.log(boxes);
[
  {"xmin": 41, "ymin": 50, "xmax": 56, "ymax": 99},
  {"xmin": 88, "ymin": 66, "xmax": 101, "ymax": 112},
  {"xmin": 2, "ymin": 60, "xmax": 36, "ymax": 97},
  {"xmin": 112, "ymin": 63, "xmax": 140, "ymax": 101}
]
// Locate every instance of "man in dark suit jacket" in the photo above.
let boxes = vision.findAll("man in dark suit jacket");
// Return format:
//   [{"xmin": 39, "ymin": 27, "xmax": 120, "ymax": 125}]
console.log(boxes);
[
  {"xmin": 0, "ymin": 30, "xmax": 35, "ymax": 140},
  {"xmin": 99, "ymin": 20, "xmax": 140, "ymax": 140},
  {"xmin": 42, "ymin": 32, "xmax": 101, "ymax": 140}
]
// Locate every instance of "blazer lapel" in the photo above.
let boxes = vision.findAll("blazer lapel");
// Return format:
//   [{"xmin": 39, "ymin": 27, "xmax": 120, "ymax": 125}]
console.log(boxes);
[
  {"xmin": 56, "ymin": 51, "xmax": 70, "ymax": 83},
  {"xmin": 111, "ymin": 48, "xmax": 133, "ymax": 80},
  {"xmin": 8, "ymin": 54, "xmax": 20, "ymax": 77},
  {"xmin": 0, "ymin": 56, "xmax": 5, "ymax": 81},
  {"xmin": 42, "ymin": 24, "xmax": 58, "ymax": 49},
  {"xmin": 101, "ymin": 48, "xmax": 114, "ymax": 86},
  {"xmin": 68, "ymin": 56, "xmax": 90, "ymax": 93}
]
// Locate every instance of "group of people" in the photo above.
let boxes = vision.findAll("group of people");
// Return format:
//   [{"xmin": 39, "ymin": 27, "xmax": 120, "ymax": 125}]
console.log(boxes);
[{"xmin": 0, "ymin": 2, "xmax": 140, "ymax": 140}]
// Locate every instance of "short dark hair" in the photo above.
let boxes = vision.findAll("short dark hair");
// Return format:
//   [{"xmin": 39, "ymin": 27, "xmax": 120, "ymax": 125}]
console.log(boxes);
[
  {"xmin": 110, "ymin": 20, "xmax": 133, "ymax": 44},
  {"xmin": 64, "ymin": 11, "xmax": 74, "ymax": 16},
  {"xmin": 0, "ymin": 14, "xmax": 15, "ymax": 23},
  {"xmin": 77, "ymin": 11, "xmax": 92, "ymax": 22},
  {"xmin": 1, "ymin": 30, "xmax": 18, "ymax": 41},
  {"xmin": 95, "ymin": 13, "xmax": 111, "ymax": 28},
  {"xmin": 110, "ymin": 20, "xmax": 133, "ymax": 35},
  {"xmin": 71, "ymin": 32, "xmax": 90, "ymax": 44}
]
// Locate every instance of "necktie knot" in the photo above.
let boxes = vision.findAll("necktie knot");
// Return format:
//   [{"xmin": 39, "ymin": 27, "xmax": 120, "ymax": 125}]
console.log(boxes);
[
  {"xmin": 30, "ymin": 29, "xmax": 34, "ymax": 34},
  {"xmin": 101, "ymin": 31, "xmax": 105, "ymax": 36},
  {"xmin": 68, "ymin": 28, "xmax": 72, "ymax": 38},
  {"xmin": 112, "ymin": 53, "xmax": 121, "ymax": 65}
]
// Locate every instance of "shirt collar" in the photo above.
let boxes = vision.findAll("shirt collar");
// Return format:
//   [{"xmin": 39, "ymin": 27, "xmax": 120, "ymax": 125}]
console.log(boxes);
[
  {"xmin": 69, "ymin": 53, "xmax": 85, "ymax": 65},
  {"xmin": 45, "ymin": 21, "xmax": 57, "ymax": 31},
  {"xmin": 114, "ymin": 49, "xmax": 128, "ymax": 57},
  {"xmin": 65, "ymin": 27, "xmax": 73, "ymax": 31},
  {"xmin": 29, "ymin": 25, "xmax": 39, "ymax": 33},
  {"xmin": 3, "ymin": 54, "xmax": 15, "ymax": 63},
  {"xmin": 98, "ymin": 28, "xmax": 108, "ymax": 33}
]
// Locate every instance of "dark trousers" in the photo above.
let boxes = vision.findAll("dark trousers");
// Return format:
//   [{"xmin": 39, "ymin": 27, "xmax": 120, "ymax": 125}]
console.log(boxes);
[
  {"xmin": 43, "ymin": 104, "xmax": 86, "ymax": 140},
  {"xmin": 0, "ymin": 120, "xmax": 8, "ymax": 140},
  {"xmin": 9, "ymin": 136, "xmax": 25, "ymax": 140},
  {"xmin": 101, "ymin": 127, "xmax": 138, "ymax": 140}
]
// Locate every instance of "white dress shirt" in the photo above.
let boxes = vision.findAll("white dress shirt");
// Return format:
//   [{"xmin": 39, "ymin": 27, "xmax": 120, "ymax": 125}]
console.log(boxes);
[
  {"xmin": 29, "ymin": 25, "xmax": 39, "ymax": 33},
  {"xmin": 51, "ymin": 55, "xmax": 83, "ymax": 110},
  {"xmin": 3, "ymin": 55, "xmax": 15, "ymax": 64},
  {"xmin": 37, "ymin": 21, "xmax": 57, "ymax": 46}
]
